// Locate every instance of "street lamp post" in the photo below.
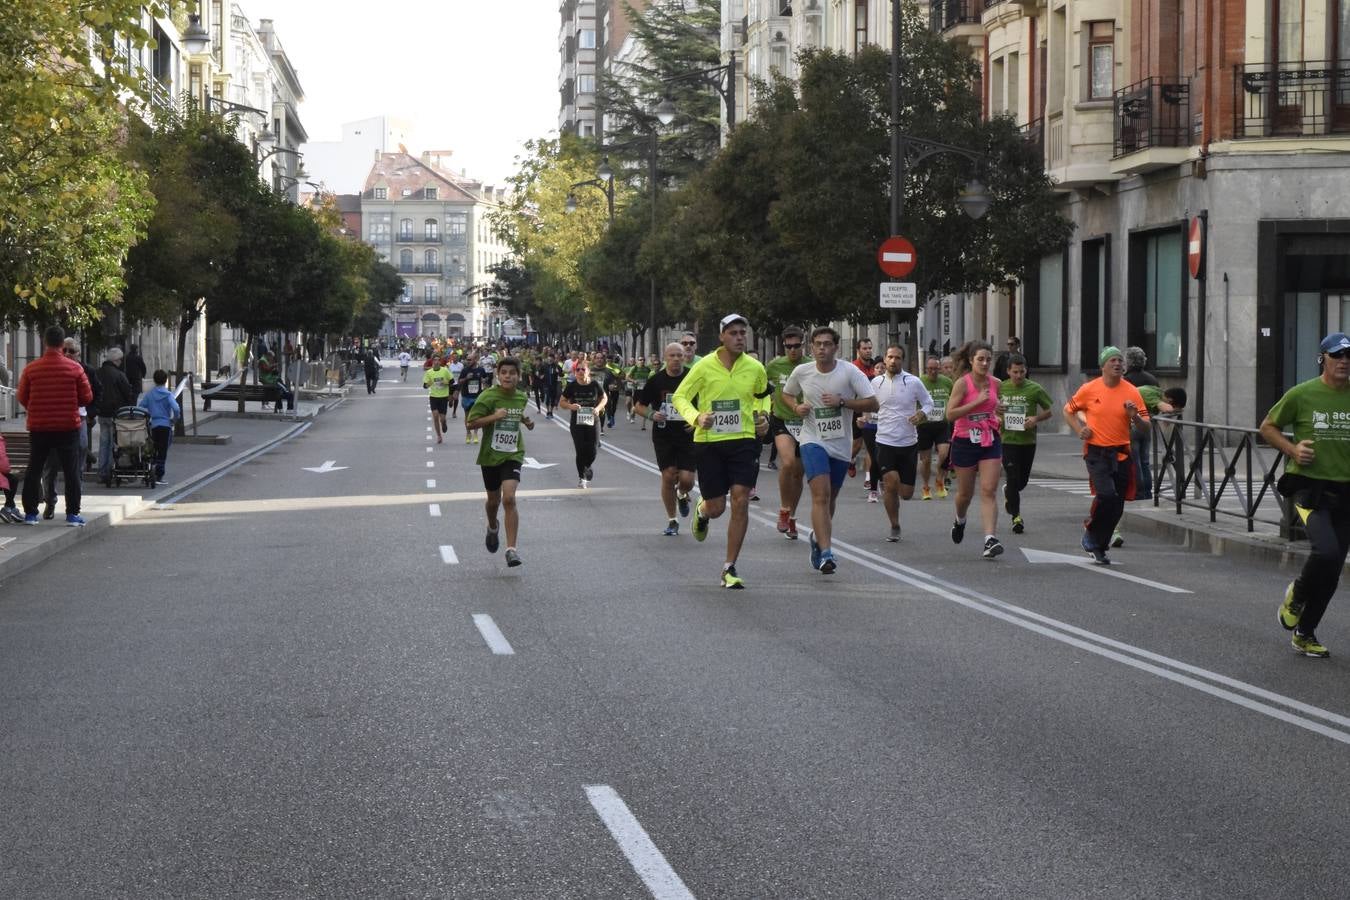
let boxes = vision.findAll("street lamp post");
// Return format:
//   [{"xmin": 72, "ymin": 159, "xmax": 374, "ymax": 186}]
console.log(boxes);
[
  {"xmin": 566, "ymin": 132, "xmax": 661, "ymax": 357},
  {"xmin": 653, "ymin": 51, "xmax": 738, "ymax": 137},
  {"xmin": 888, "ymin": 0, "xmax": 991, "ymax": 359}
]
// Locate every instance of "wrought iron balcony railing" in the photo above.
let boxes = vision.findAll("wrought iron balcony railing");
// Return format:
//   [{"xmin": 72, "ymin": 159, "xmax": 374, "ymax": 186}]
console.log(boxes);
[
  {"xmin": 1234, "ymin": 62, "xmax": 1350, "ymax": 137},
  {"xmin": 930, "ymin": 0, "xmax": 980, "ymax": 32},
  {"xmin": 1113, "ymin": 78, "xmax": 1191, "ymax": 157}
]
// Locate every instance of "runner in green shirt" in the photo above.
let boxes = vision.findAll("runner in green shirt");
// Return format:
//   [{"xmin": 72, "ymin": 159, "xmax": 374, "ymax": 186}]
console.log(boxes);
[
  {"xmin": 1263, "ymin": 331, "xmax": 1350, "ymax": 657},
  {"xmin": 626, "ymin": 356, "xmax": 653, "ymax": 428},
  {"xmin": 996, "ymin": 354, "xmax": 1054, "ymax": 533},
  {"xmin": 763, "ymin": 327, "xmax": 807, "ymax": 539},
  {"xmin": 466, "ymin": 357, "xmax": 534, "ymax": 568},
  {"xmin": 918, "ymin": 356, "xmax": 954, "ymax": 500},
  {"xmin": 422, "ymin": 356, "xmax": 453, "ymax": 443}
]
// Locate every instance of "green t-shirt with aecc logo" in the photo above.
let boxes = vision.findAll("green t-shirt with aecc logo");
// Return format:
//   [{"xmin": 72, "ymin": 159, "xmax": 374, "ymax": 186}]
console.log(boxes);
[
  {"xmin": 921, "ymin": 374, "xmax": 954, "ymax": 423},
  {"xmin": 764, "ymin": 355, "xmax": 804, "ymax": 423},
  {"xmin": 1267, "ymin": 377, "xmax": 1350, "ymax": 482},
  {"xmin": 997, "ymin": 379, "xmax": 1054, "ymax": 446},
  {"xmin": 472, "ymin": 386, "xmax": 528, "ymax": 466}
]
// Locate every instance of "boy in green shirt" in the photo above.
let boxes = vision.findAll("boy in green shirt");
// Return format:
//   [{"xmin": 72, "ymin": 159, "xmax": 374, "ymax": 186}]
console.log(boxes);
[
  {"xmin": 918, "ymin": 356, "xmax": 954, "ymax": 500},
  {"xmin": 997, "ymin": 353, "xmax": 1054, "ymax": 533},
  {"xmin": 466, "ymin": 357, "xmax": 534, "ymax": 567}
]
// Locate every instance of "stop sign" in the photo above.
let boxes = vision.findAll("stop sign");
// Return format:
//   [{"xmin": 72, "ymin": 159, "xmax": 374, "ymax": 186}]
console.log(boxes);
[
  {"xmin": 1188, "ymin": 217, "xmax": 1205, "ymax": 280},
  {"xmin": 878, "ymin": 236, "xmax": 917, "ymax": 278}
]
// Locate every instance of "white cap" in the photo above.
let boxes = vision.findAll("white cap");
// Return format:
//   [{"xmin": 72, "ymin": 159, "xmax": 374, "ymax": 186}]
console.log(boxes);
[{"xmin": 719, "ymin": 313, "xmax": 749, "ymax": 332}]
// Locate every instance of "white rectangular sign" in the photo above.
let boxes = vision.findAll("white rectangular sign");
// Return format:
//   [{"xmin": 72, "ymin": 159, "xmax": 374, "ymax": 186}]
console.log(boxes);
[{"xmin": 880, "ymin": 282, "xmax": 916, "ymax": 309}]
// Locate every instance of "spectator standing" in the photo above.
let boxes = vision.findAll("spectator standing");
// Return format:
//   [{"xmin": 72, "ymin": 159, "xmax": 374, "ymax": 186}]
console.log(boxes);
[
  {"xmin": 95, "ymin": 347, "xmax": 136, "ymax": 485},
  {"xmin": 1122, "ymin": 345, "xmax": 1161, "ymax": 504},
  {"xmin": 41, "ymin": 338, "xmax": 101, "ymax": 516},
  {"xmin": 993, "ymin": 336, "xmax": 1021, "ymax": 381},
  {"xmin": 18, "ymin": 326, "xmax": 93, "ymax": 526},
  {"xmin": 138, "ymin": 369, "xmax": 181, "ymax": 484},
  {"xmin": 124, "ymin": 344, "xmax": 147, "ymax": 397}
]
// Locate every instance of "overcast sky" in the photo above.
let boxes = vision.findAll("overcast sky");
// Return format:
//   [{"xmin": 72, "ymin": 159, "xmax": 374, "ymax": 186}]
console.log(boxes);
[{"xmin": 248, "ymin": 0, "xmax": 559, "ymax": 185}]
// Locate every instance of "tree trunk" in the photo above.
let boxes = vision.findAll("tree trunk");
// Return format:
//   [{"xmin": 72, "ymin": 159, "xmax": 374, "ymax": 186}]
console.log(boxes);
[
  {"xmin": 174, "ymin": 311, "xmax": 193, "ymax": 437},
  {"xmin": 237, "ymin": 332, "xmax": 249, "ymax": 414}
]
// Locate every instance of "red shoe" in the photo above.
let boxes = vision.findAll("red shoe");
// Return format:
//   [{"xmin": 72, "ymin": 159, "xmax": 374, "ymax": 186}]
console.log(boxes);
[
  {"xmin": 848, "ymin": 464, "xmax": 857, "ymax": 478},
  {"xmin": 785, "ymin": 518, "xmax": 799, "ymax": 540},
  {"xmin": 776, "ymin": 508, "xmax": 790, "ymax": 533}
]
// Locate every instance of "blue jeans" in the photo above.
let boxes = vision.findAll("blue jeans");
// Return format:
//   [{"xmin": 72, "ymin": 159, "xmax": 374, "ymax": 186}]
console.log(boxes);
[
  {"xmin": 1131, "ymin": 428, "xmax": 1153, "ymax": 501},
  {"xmin": 97, "ymin": 416, "xmax": 116, "ymax": 480}
]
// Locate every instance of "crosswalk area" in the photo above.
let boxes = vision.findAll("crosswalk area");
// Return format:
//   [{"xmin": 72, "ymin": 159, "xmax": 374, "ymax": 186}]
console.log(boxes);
[{"xmin": 1027, "ymin": 477, "xmax": 1094, "ymax": 496}]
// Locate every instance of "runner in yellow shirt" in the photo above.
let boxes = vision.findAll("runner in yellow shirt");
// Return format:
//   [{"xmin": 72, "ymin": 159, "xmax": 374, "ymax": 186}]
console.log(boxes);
[
  {"xmin": 672, "ymin": 313, "xmax": 771, "ymax": 589},
  {"xmin": 422, "ymin": 355, "xmax": 452, "ymax": 443}
]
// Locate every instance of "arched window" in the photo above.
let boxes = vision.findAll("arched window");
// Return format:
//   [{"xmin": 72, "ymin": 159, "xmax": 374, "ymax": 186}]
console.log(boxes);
[
  {"xmin": 424, "ymin": 249, "xmax": 437, "ymax": 270},
  {"xmin": 424, "ymin": 283, "xmax": 438, "ymax": 304},
  {"xmin": 399, "ymin": 218, "xmax": 413, "ymax": 239},
  {"xmin": 399, "ymin": 249, "xmax": 412, "ymax": 270},
  {"xmin": 424, "ymin": 218, "xmax": 439, "ymax": 240}
]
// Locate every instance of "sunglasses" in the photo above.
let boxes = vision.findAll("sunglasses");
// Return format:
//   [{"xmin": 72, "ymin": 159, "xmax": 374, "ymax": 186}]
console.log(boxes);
[
  {"xmin": 680, "ymin": 341, "xmax": 696, "ymax": 346},
  {"xmin": 1327, "ymin": 349, "xmax": 1350, "ymax": 359},
  {"xmin": 64, "ymin": 349, "xmax": 78, "ymax": 355},
  {"xmin": 783, "ymin": 343, "xmax": 803, "ymax": 350}
]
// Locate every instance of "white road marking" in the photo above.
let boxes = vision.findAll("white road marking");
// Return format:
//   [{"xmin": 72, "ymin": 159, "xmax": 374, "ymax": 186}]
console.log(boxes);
[
  {"xmin": 429, "ymin": 503, "xmax": 441, "ymax": 517},
  {"xmin": 426, "ymin": 446, "xmax": 434, "ymax": 453},
  {"xmin": 426, "ymin": 479, "xmax": 437, "ymax": 488},
  {"xmin": 439, "ymin": 544, "xmax": 458, "ymax": 564},
  {"xmin": 426, "ymin": 435, "xmax": 433, "ymax": 441},
  {"xmin": 427, "ymin": 426, "xmax": 432, "ymax": 431},
  {"xmin": 1020, "ymin": 547, "xmax": 1191, "ymax": 593},
  {"xmin": 472, "ymin": 613, "xmax": 515, "ymax": 655},
  {"xmin": 426, "ymin": 461, "xmax": 434, "ymax": 468},
  {"xmin": 584, "ymin": 785, "xmax": 694, "ymax": 900}
]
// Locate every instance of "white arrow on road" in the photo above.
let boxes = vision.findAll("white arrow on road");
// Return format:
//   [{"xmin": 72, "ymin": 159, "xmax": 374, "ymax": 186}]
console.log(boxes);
[
  {"xmin": 521, "ymin": 457, "xmax": 556, "ymax": 470},
  {"xmin": 302, "ymin": 460, "xmax": 348, "ymax": 474},
  {"xmin": 1020, "ymin": 547, "xmax": 1192, "ymax": 594}
]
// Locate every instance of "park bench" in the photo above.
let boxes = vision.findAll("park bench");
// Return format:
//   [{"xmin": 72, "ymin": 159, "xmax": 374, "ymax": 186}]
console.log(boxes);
[{"xmin": 200, "ymin": 381, "xmax": 282, "ymax": 411}]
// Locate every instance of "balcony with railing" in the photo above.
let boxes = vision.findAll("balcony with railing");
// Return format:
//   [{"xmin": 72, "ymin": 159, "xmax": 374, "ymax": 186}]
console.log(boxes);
[
  {"xmin": 1110, "ymin": 78, "xmax": 1192, "ymax": 174},
  {"xmin": 1234, "ymin": 63, "xmax": 1350, "ymax": 138},
  {"xmin": 1020, "ymin": 117, "xmax": 1044, "ymax": 167},
  {"xmin": 930, "ymin": 0, "xmax": 981, "ymax": 39},
  {"xmin": 397, "ymin": 265, "xmax": 443, "ymax": 274},
  {"xmin": 396, "ymin": 232, "xmax": 444, "ymax": 244}
]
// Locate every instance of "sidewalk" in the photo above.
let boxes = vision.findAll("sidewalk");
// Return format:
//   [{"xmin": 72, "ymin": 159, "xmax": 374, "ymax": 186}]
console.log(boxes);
[
  {"xmin": 1031, "ymin": 430, "xmax": 1314, "ymax": 574},
  {"xmin": 0, "ymin": 392, "xmax": 343, "ymax": 584}
]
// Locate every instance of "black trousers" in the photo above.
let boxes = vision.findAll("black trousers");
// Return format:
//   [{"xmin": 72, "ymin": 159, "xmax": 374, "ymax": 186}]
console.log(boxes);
[
  {"xmin": 571, "ymin": 424, "xmax": 599, "ymax": 478},
  {"xmin": 151, "ymin": 425, "xmax": 172, "ymax": 480},
  {"xmin": 1001, "ymin": 442, "xmax": 1038, "ymax": 517},
  {"xmin": 23, "ymin": 430, "xmax": 81, "ymax": 517},
  {"xmin": 1083, "ymin": 444, "xmax": 1131, "ymax": 550},
  {"xmin": 861, "ymin": 428, "xmax": 878, "ymax": 480},
  {"xmin": 1294, "ymin": 499, "xmax": 1350, "ymax": 632}
]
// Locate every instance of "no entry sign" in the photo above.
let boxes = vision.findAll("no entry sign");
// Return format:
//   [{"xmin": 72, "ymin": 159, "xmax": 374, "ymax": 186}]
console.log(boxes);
[
  {"xmin": 1188, "ymin": 217, "xmax": 1205, "ymax": 280},
  {"xmin": 878, "ymin": 236, "xmax": 917, "ymax": 278}
]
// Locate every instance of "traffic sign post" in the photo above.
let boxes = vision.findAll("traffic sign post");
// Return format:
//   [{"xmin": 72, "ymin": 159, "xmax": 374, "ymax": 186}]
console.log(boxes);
[
  {"xmin": 877, "ymin": 236, "xmax": 917, "ymax": 278},
  {"xmin": 880, "ymin": 283, "xmax": 916, "ymax": 309}
]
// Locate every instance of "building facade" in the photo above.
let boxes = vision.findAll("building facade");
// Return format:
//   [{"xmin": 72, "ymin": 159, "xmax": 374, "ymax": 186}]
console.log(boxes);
[
  {"xmin": 360, "ymin": 152, "xmax": 509, "ymax": 341},
  {"xmin": 301, "ymin": 116, "xmax": 418, "ymax": 195},
  {"xmin": 560, "ymin": 0, "xmax": 600, "ymax": 137}
]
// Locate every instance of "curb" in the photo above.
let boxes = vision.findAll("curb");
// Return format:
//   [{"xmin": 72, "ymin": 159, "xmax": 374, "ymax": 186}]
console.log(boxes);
[
  {"xmin": 1120, "ymin": 506, "xmax": 1317, "ymax": 574},
  {"xmin": 0, "ymin": 419, "xmax": 311, "ymax": 586}
]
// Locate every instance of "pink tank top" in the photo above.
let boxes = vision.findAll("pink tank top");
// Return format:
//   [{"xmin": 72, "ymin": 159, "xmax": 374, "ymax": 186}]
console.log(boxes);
[{"xmin": 952, "ymin": 372, "xmax": 1001, "ymax": 446}]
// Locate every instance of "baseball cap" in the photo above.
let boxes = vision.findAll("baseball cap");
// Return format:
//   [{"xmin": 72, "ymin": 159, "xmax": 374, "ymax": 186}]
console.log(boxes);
[
  {"xmin": 1320, "ymin": 332, "xmax": 1350, "ymax": 353},
  {"xmin": 720, "ymin": 313, "xmax": 749, "ymax": 331}
]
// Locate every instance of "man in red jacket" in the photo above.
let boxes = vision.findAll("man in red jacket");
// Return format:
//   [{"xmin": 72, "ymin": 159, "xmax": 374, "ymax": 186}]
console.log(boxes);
[{"xmin": 17, "ymin": 326, "xmax": 93, "ymax": 526}]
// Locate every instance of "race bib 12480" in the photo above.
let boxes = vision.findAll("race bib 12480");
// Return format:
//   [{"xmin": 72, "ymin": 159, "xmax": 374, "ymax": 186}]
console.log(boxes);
[{"xmin": 711, "ymin": 399, "xmax": 742, "ymax": 434}]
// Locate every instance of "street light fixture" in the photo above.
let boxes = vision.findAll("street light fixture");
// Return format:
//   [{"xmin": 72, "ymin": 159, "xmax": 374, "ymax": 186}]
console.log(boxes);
[
  {"xmin": 652, "ymin": 51, "xmax": 738, "ymax": 134},
  {"xmin": 181, "ymin": 14, "xmax": 211, "ymax": 56},
  {"xmin": 956, "ymin": 179, "xmax": 992, "ymax": 221},
  {"xmin": 204, "ymin": 95, "xmax": 276, "ymax": 145}
]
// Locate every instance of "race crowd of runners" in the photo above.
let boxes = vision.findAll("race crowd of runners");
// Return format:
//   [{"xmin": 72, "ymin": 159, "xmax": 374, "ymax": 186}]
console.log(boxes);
[{"xmin": 401, "ymin": 319, "xmax": 1350, "ymax": 660}]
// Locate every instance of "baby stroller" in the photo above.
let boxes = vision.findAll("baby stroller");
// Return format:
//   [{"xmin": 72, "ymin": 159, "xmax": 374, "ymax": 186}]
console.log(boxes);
[{"xmin": 111, "ymin": 406, "xmax": 156, "ymax": 488}]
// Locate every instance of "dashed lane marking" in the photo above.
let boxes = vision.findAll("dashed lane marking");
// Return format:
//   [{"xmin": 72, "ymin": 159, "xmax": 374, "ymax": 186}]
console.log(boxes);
[
  {"xmin": 585, "ymin": 785, "xmax": 694, "ymax": 899},
  {"xmin": 439, "ymin": 545, "xmax": 458, "ymax": 564},
  {"xmin": 472, "ymin": 614, "xmax": 515, "ymax": 655},
  {"xmin": 429, "ymin": 503, "xmax": 441, "ymax": 517}
]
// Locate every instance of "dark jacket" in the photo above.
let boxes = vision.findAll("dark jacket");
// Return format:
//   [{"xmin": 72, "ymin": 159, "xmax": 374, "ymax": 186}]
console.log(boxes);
[
  {"xmin": 17, "ymin": 348, "xmax": 93, "ymax": 432},
  {"xmin": 96, "ymin": 361, "xmax": 136, "ymax": 416},
  {"xmin": 125, "ymin": 350, "xmax": 147, "ymax": 384}
]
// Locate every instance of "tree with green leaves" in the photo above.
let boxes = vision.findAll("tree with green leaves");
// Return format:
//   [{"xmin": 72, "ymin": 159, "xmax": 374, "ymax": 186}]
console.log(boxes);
[
  {"xmin": 598, "ymin": 0, "xmax": 722, "ymax": 182},
  {"xmin": 647, "ymin": 25, "xmax": 1070, "ymax": 339},
  {"xmin": 0, "ymin": 0, "xmax": 164, "ymax": 325},
  {"xmin": 122, "ymin": 105, "xmax": 267, "ymax": 384}
]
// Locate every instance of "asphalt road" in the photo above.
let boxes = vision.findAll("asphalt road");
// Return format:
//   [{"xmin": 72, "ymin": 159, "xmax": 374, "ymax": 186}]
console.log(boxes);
[{"xmin": 2, "ymin": 362, "xmax": 1348, "ymax": 898}]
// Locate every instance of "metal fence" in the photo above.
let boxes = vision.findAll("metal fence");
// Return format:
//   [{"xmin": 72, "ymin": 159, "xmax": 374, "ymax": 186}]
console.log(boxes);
[{"xmin": 1150, "ymin": 416, "xmax": 1295, "ymax": 536}]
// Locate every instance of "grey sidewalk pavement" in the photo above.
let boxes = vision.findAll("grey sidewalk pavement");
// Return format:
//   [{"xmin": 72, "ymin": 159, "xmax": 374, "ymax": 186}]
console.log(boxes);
[{"xmin": 0, "ymin": 391, "xmax": 344, "ymax": 584}]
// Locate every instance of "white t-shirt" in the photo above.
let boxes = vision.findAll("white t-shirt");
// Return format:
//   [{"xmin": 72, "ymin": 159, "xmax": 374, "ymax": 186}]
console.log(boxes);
[
  {"xmin": 449, "ymin": 361, "xmax": 464, "ymax": 380},
  {"xmin": 563, "ymin": 358, "xmax": 577, "ymax": 382},
  {"xmin": 870, "ymin": 369, "xmax": 934, "ymax": 448},
  {"xmin": 398, "ymin": 352, "xmax": 411, "ymax": 367},
  {"xmin": 782, "ymin": 361, "xmax": 876, "ymax": 461}
]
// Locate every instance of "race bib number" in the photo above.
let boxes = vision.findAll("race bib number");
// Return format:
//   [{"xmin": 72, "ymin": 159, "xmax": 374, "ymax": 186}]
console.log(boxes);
[
  {"xmin": 1004, "ymin": 410, "xmax": 1026, "ymax": 432},
  {"xmin": 492, "ymin": 418, "xmax": 520, "ymax": 453},
  {"xmin": 431, "ymin": 376, "xmax": 447, "ymax": 389},
  {"xmin": 814, "ymin": 406, "xmax": 845, "ymax": 439},
  {"xmin": 711, "ymin": 399, "xmax": 742, "ymax": 434},
  {"xmin": 786, "ymin": 418, "xmax": 803, "ymax": 441},
  {"xmin": 466, "ymin": 379, "xmax": 480, "ymax": 395},
  {"xmin": 635, "ymin": 380, "xmax": 647, "ymax": 390},
  {"xmin": 969, "ymin": 427, "xmax": 984, "ymax": 444},
  {"xmin": 660, "ymin": 399, "xmax": 683, "ymax": 423},
  {"xmin": 576, "ymin": 406, "xmax": 596, "ymax": 426}
]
